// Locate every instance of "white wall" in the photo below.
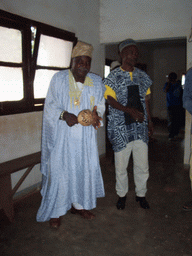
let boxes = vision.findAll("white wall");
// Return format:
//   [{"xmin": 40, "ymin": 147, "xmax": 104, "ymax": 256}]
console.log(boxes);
[
  {"xmin": 0, "ymin": 112, "xmax": 43, "ymax": 192},
  {"xmin": 100, "ymin": 0, "xmax": 192, "ymax": 43},
  {"xmin": 0, "ymin": 0, "xmax": 105, "ymax": 193}
]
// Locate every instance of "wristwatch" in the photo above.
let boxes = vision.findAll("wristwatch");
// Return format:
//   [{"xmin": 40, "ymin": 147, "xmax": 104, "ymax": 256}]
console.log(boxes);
[{"xmin": 59, "ymin": 110, "xmax": 68, "ymax": 120}]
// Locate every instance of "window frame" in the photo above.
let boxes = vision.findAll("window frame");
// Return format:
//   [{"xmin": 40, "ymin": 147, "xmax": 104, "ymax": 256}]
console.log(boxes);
[{"xmin": 0, "ymin": 10, "xmax": 77, "ymax": 116}]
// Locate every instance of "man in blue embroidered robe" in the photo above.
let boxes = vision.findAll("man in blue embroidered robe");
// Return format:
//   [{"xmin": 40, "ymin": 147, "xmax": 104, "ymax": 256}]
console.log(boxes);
[
  {"xmin": 104, "ymin": 39, "xmax": 153, "ymax": 210},
  {"xmin": 36, "ymin": 41, "xmax": 105, "ymax": 228}
]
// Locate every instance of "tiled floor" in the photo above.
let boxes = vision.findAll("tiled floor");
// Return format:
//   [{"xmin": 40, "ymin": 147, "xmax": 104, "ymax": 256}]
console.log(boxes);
[{"xmin": 1, "ymin": 122, "xmax": 192, "ymax": 256}]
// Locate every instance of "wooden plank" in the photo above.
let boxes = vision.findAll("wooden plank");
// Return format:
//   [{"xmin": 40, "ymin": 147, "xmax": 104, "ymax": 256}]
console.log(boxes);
[
  {"xmin": 0, "ymin": 175, "xmax": 14, "ymax": 222},
  {"xmin": 0, "ymin": 151, "xmax": 41, "ymax": 176},
  {"xmin": 12, "ymin": 165, "xmax": 35, "ymax": 196}
]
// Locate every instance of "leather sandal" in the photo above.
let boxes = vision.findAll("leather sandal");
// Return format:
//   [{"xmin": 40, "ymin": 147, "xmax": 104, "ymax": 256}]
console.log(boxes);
[
  {"xmin": 183, "ymin": 201, "xmax": 192, "ymax": 211},
  {"xmin": 70, "ymin": 206, "xmax": 95, "ymax": 219},
  {"xmin": 49, "ymin": 218, "xmax": 61, "ymax": 229}
]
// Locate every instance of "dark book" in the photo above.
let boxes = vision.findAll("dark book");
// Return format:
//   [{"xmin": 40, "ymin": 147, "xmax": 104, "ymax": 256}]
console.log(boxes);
[{"xmin": 124, "ymin": 85, "xmax": 144, "ymax": 125}]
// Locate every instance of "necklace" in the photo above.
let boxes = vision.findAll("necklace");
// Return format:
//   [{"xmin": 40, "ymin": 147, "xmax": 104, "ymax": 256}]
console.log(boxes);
[
  {"xmin": 69, "ymin": 70, "xmax": 93, "ymax": 109},
  {"xmin": 73, "ymin": 77, "xmax": 84, "ymax": 107},
  {"xmin": 74, "ymin": 98, "xmax": 80, "ymax": 106}
]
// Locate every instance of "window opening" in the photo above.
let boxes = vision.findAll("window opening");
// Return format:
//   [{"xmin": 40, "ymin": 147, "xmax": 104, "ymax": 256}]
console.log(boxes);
[
  {"xmin": 34, "ymin": 35, "xmax": 73, "ymax": 99},
  {"xmin": 0, "ymin": 26, "xmax": 23, "ymax": 102},
  {"xmin": 104, "ymin": 65, "xmax": 110, "ymax": 78},
  {"xmin": 0, "ymin": 10, "xmax": 77, "ymax": 115}
]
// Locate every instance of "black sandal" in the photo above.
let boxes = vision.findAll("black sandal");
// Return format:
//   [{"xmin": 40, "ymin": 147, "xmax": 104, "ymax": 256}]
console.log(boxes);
[{"xmin": 183, "ymin": 201, "xmax": 192, "ymax": 211}]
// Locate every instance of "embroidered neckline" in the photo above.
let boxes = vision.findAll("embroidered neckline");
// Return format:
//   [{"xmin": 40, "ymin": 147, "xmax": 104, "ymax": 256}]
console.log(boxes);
[
  {"xmin": 68, "ymin": 70, "xmax": 93, "ymax": 109},
  {"xmin": 120, "ymin": 66, "xmax": 135, "ymax": 72}
]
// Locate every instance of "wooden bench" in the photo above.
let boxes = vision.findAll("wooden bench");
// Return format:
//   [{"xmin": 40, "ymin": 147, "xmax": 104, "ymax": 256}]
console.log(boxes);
[{"xmin": 0, "ymin": 152, "xmax": 41, "ymax": 222}]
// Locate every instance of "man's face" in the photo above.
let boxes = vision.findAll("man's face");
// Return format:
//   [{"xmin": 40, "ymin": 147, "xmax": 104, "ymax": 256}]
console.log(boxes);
[
  {"xmin": 120, "ymin": 45, "xmax": 139, "ymax": 67},
  {"xmin": 71, "ymin": 56, "xmax": 91, "ymax": 80}
]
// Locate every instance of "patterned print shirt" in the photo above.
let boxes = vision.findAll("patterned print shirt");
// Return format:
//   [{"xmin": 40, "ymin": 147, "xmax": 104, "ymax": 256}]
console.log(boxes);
[{"xmin": 103, "ymin": 67, "xmax": 152, "ymax": 152}]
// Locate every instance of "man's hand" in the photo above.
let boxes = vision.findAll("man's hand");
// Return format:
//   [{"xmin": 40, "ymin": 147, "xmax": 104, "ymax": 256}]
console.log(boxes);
[
  {"xmin": 92, "ymin": 106, "xmax": 102, "ymax": 130},
  {"xmin": 126, "ymin": 107, "xmax": 144, "ymax": 123},
  {"xmin": 63, "ymin": 112, "xmax": 78, "ymax": 127},
  {"xmin": 107, "ymin": 96, "xmax": 144, "ymax": 123}
]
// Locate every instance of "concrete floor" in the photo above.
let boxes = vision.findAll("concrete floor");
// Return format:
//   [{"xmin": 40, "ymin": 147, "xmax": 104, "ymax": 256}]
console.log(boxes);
[{"xmin": 1, "ymin": 122, "xmax": 192, "ymax": 256}]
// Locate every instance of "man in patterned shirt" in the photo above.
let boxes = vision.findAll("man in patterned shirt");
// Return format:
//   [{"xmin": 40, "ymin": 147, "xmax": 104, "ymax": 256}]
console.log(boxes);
[{"xmin": 104, "ymin": 39, "xmax": 153, "ymax": 210}]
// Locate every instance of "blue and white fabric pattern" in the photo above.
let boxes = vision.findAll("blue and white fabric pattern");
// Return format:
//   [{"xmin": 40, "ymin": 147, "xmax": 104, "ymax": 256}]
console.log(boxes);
[{"xmin": 103, "ymin": 67, "xmax": 152, "ymax": 152}]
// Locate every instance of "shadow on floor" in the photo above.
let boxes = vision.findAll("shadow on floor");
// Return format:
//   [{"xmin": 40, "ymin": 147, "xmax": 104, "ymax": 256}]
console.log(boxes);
[{"xmin": 1, "ymin": 123, "xmax": 192, "ymax": 256}]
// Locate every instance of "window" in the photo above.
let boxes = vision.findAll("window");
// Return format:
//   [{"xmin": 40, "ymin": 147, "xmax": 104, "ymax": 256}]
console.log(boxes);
[
  {"xmin": 104, "ymin": 59, "xmax": 112, "ymax": 78},
  {"xmin": 0, "ymin": 10, "xmax": 77, "ymax": 115},
  {"xmin": 0, "ymin": 26, "xmax": 23, "ymax": 102},
  {"xmin": 104, "ymin": 65, "xmax": 110, "ymax": 78},
  {"xmin": 34, "ymin": 34, "xmax": 73, "ymax": 100}
]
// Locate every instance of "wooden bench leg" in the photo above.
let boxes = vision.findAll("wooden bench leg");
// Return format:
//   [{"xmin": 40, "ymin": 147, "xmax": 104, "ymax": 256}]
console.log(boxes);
[{"xmin": 0, "ymin": 175, "xmax": 14, "ymax": 222}]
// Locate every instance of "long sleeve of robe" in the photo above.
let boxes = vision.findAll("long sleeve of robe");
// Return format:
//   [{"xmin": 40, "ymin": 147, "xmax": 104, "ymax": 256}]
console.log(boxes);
[{"xmin": 36, "ymin": 70, "xmax": 105, "ymax": 222}]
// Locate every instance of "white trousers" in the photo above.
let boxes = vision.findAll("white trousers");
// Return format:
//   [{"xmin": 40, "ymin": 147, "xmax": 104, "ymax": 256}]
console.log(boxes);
[{"xmin": 114, "ymin": 140, "xmax": 149, "ymax": 197}]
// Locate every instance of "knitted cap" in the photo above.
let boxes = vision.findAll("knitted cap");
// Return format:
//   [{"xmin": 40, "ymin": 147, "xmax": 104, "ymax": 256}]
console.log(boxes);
[{"xmin": 119, "ymin": 39, "xmax": 136, "ymax": 52}]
